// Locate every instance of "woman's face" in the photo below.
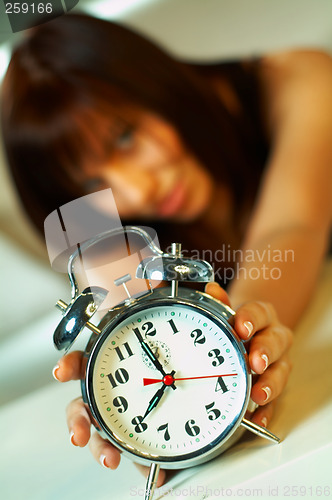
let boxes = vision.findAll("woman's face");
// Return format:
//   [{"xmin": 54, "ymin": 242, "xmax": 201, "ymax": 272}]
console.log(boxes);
[{"xmin": 92, "ymin": 113, "xmax": 213, "ymax": 222}]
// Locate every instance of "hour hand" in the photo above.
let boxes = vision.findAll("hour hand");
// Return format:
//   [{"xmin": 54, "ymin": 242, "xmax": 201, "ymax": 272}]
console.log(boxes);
[
  {"xmin": 133, "ymin": 329, "xmax": 166, "ymax": 376},
  {"xmin": 141, "ymin": 370, "xmax": 175, "ymax": 421},
  {"xmin": 142, "ymin": 384, "xmax": 168, "ymax": 422}
]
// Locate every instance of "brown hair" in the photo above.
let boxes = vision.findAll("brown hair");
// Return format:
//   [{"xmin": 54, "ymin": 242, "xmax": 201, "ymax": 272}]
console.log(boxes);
[{"xmin": 1, "ymin": 13, "xmax": 268, "ymax": 252}]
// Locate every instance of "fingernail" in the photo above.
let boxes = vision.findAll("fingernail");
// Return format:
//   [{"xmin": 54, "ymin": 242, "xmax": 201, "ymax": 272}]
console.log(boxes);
[
  {"xmin": 243, "ymin": 321, "xmax": 253, "ymax": 338},
  {"xmin": 70, "ymin": 430, "xmax": 78, "ymax": 446},
  {"xmin": 261, "ymin": 417, "xmax": 268, "ymax": 428},
  {"xmin": 262, "ymin": 386, "xmax": 272, "ymax": 402},
  {"xmin": 52, "ymin": 364, "xmax": 60, "ymax": 381},
  {"xmin": 261, "ymin": 354, "xmax": 269, "ymax": 372},
  {"xmin": 100, "ymin": 454, "xmax": 109, "ymax": 469}
]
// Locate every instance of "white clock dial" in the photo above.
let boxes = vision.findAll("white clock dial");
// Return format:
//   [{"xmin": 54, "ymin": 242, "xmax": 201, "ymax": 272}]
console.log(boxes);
[{"xmin": 85, "ymin": 300, "xmax": 250, "ymax": 465}]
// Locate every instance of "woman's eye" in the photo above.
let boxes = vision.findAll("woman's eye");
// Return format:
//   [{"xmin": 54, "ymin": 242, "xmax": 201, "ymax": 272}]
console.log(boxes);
[{"xmin": 116, "ymin": 128, "xmax": 135, "ymax": 150}]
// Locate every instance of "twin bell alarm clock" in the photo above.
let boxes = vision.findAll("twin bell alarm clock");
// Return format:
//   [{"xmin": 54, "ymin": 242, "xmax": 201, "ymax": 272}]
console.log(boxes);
[{"xmin": 53, "ymin": 226, "xmax": 280, "ymax": 500}]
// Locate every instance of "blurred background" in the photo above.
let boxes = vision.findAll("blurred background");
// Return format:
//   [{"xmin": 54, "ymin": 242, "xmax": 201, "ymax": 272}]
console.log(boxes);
[
  {"xmin": 0, "ymin": 2, "xmax": 332, "ymax": 499},
  {"xmin": 1, "ymin": 0, "xmax": 332, "ymax": 413}
]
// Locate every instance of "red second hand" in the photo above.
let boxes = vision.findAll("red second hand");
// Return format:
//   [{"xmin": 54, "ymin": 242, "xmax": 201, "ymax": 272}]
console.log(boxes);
[{"xmin": 143, "ymin": 373, "xmax": 238, "ymax": 386}]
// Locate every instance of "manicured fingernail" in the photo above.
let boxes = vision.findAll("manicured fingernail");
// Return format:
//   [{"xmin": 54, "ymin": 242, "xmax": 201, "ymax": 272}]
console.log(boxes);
[
  {"xmin": 243, "ymin": 321, "xmax": 253, "ymax": 338},
  {"xmin": 70, "ymin": 430, "xmax": 78, "ymax": 446},
  {"xmin": 261, "ymin": 417, "xmax": 268, "ymax": 428},
  {"xmin": 261, "ymin": 354, "xmax": 269, "ymax": 371},
  {"xmin": 262, "ymin": 386, "xmax": 272, "ymax": 402},
  {"xmin": 100, "ymin": 454, "xmax": 109, "ymax": 469},
  {"xmin": 52, "ymin": 364, "xmax": 60, "ymax": 381}
]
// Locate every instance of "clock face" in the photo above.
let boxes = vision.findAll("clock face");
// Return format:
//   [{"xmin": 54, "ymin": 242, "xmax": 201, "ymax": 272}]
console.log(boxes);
[{"xmin": 85, "ymin": 299, "xmax": 250, "ymax": 466}]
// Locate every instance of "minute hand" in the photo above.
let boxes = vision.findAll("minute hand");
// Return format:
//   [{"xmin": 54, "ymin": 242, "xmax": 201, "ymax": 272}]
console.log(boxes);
[{"xmin": 133, "ymin": 328, "xmax": 167, "ymax": 376}]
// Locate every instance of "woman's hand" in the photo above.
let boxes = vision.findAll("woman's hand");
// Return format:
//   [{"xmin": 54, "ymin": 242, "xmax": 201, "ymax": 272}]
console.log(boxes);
[
  {"xmin": 205, "ymin": 282, "xmax": 293, "ymax": 428},
  {"xmin": 52, "ymin": 281, "xmax": 293, "ymax": 486},
  {"xmin": 53, "ymin": 350, "xmax": 124, "ymax": 470},
  {"xmin": 53, "ymin": 351, "xmax": 168, "ymax": 484}
]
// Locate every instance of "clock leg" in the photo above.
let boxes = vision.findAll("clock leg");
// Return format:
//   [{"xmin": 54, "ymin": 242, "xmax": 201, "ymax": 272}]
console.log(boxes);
[
  {"xmin": 241, "ymin": 418, "xmax": 281, "ymax": 444},
  {"xmin": 145, "ymin": 463, "xmax": 161, "ymax": 500}
]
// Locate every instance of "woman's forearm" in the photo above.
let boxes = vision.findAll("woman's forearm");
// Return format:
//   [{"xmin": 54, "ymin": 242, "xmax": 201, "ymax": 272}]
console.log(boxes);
[{"xmin": 227, "ymin": 225, "xmax": 330, "ymax": 328}]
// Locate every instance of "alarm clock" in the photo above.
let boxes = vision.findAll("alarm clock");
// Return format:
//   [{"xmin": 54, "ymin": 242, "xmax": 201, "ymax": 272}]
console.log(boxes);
[{"xmin": 53, "ymin": 226, "xmax": 280, "ymax": 500}]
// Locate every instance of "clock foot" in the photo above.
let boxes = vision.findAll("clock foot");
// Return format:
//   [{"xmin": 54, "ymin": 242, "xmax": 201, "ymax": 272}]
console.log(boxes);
[
  {"xmin": 145, "ymin": 463, "xmax": 160, "ymax": 500},
  {"xmin": 241, "ymin": 418, "xmax": 281, "ymax": 444}
]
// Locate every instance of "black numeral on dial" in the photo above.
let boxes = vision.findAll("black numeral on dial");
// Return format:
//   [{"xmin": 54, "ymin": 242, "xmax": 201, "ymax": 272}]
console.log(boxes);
[
  {"xmin": 205, "ymin": 401, "xmax": 221, "ymax": 420},
  {"xmin": 107, "ymin": 368, "xmax": 129, "ymax": 389},
  {"xmin": 131, "ymin": 416, "xmax": 148, "ymax": 433},
  {"xmin": 113, "ymin": 396, "xmax": 128, "ymax": 413},
  {"xmin": 190, "ymin": 328, "xmax": 206, "ymax": 346},
  {"xmin": 133, "ymin": 321, "xmax": 156, "ymax": 339},
  {"xmin": 185, "ymin": 419, "xmax": 200, "ymax": 437},
  {"xmin": 114, "ymin": 342, "xmax": 134, "ymax": 362},
  {"xmin": 208, "ymin": 348, "xmax": 224, "ymax": 366},
  {"xmin": 167, "ymin": 319, "xmax": 179, "ymax": 334},
  {"xmin": 142, "ymin": 321, "xmax": 156, "ymax": 337},
  {"xmin": 215, "ymin": 376, "xmax": 229, "ymax": 393},
  {"xmin": 157, "ymin": 423, "xmax": 171, "ymax": 441}
]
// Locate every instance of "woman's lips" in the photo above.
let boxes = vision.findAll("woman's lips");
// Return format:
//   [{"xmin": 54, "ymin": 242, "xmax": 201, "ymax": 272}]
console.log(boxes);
[{"xmin": 157, "ymin": 181, "xmax": 187, "ymax": 217}]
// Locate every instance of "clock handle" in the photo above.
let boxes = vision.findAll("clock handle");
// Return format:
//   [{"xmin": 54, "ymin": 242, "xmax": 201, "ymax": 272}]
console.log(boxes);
[{"xmin": 145, "ymin": 463, "xmax": 160, "ymax": 500}]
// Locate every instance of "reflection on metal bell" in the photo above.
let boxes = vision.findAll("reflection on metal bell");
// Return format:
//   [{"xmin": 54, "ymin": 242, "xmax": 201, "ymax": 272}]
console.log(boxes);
[
  {"xmin": 136, "ymin": 256, "xmax": 214, "ymax": 283},
  {"xmin": 53, "ymin": 286, "xmax": 108, "ymax": 351}
]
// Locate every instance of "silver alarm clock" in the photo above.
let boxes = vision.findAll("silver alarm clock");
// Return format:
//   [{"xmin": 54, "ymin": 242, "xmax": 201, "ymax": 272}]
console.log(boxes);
[{"xmin": 53, "ymin": 226, "xmax": 280, "ymax": 500}]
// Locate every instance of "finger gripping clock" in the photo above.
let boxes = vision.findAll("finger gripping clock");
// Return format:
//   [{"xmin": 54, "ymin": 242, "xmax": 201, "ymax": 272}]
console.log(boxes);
[{"xmin": 53, "ymin": 227, "xmax": 280, "ymax": 500}]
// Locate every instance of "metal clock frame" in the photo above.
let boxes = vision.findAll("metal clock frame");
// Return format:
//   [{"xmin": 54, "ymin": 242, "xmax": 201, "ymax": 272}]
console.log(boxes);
[
  {"xmin": 82, "ymin": 287, "xmax": 252, "ymax": 469},
  {"xmin": 53, "ymin": 226, "xmax": 281, "ymax": 500}
]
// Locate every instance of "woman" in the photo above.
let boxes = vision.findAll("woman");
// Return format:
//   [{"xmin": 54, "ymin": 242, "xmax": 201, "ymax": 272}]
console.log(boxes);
[{"xmin": 1, "ymin": 13, "xmax": 331, "ymax": 484}]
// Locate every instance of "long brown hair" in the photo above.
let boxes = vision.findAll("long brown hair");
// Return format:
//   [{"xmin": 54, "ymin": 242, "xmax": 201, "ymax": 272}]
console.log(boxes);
[{"xmin": 1, "ymin": 13, "xmax": 268, "ymax": 255}]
